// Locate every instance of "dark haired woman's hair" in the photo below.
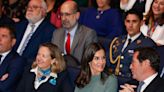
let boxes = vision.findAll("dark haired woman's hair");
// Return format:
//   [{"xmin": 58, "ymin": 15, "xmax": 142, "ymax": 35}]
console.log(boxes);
[
  {"xmin": 75, "ymin": 43, "xmax": 109, "ymax": 88},
  {"xmin": 144, "ymin": 0, "xmax": 164, "ymax": 26}
]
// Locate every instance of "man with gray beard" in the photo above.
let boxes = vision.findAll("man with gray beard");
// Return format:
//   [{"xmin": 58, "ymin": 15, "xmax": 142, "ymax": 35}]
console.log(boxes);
[{"xmin": 14, "ymin": 0, "xmax": 55, "ymax": 65}]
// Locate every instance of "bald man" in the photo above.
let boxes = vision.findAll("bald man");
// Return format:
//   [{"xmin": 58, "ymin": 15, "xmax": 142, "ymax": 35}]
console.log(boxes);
[{"xmin": 52, "ymin": 1, "xmax": 98, "ymax": 66}]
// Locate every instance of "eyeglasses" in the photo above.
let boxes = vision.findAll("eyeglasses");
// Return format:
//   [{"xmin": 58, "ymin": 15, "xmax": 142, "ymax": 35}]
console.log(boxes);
[
  {"xmin": 60, "ymin": 12, "xmax": 76, "ymax": 17},
  {"xmin": 93, "ymin": 56, "xmax": 106, "ymax": 61},
  {"xmin": 27, "ymin": 5, "xmax": 42, "ymax": 10}
]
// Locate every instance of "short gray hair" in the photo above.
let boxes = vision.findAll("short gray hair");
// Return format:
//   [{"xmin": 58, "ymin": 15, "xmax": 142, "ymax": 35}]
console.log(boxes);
[{"xmin": 40, "ymin": 0, "xmax": 47, "ymax": 11}]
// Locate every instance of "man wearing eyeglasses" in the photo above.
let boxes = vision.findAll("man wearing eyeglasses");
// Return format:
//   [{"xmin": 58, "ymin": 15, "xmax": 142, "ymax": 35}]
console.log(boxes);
[
  {"xmin": 51, "ymin": 1, "xmax": 98, "ymax": 67},
  {"xmin": 14, "ymin": 0, "xmax": 55, "ymax": 65}
]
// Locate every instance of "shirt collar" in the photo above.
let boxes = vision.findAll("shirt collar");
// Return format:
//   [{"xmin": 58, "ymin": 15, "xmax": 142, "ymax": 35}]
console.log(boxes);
[
  {"xmin": 127, "ymin": 32, "xmax": 141, "ymax": 42},
  {"xmin": 66, "ymin": 23, "xmax": 78, "ymax": 36},
  {"xmin": 0, "ymin": 50, "xmax": 11, "ymax": 61},
  {"xmin": 30, "ymin": 67, "xmax": 57, "ymax": 78},
  {"xmin": 143, "ymin": 73, "xmax": 158, "ymax": 86},
  {"xmin": 29, "ymin": 18, "xmax": 44, "ymax": 30}
]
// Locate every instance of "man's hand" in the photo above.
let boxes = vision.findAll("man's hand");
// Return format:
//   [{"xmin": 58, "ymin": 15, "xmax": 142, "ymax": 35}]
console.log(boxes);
[
  {"xmin": 0, "ymin": 73, "xmax": 9, "ymax": 81},
  {"xmin": 119, "ymin": 83, "xmax": 137, "ymax": 92}
]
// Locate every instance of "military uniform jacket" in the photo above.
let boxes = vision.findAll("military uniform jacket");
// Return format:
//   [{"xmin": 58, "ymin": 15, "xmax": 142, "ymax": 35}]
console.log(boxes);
[{"xmin": 109, "ymin": 33, "xmax": 156, "ymax": 78}]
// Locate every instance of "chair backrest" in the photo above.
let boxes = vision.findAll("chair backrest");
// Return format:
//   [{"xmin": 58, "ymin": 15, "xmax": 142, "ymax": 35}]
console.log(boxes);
[
  {"xmin": 63, "ymin": 54, "xmax": 80, "ymax": 68},
  {"xmin": 155, "ymin": 46, "xmax": 164, "ymax": 73}
]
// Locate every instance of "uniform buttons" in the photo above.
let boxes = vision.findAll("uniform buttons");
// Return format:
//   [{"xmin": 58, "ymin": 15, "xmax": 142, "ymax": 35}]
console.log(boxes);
[
  {"xmin": 120, "ymin": 64, "xmax": 123, "ymax": 68},
  {"xmin": 119, "ymin": 72, "xmax": 122, "ymax": 75},
  {"xmin": 121, "ymin": 56, "xmax": 124, "ymax": 59}
]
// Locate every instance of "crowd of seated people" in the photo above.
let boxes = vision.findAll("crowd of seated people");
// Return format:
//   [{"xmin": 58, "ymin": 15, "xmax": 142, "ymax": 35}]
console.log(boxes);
[{"xmin": 0, "ymin": 0, "xmax": 163, "ymax": 92}]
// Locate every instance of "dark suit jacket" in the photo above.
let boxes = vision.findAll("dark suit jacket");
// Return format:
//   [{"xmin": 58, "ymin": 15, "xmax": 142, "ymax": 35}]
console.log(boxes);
[
  {"xmin": 51, "ymin": 24, "xmax": 98, "ymax": 63},
  {"xmin": 0, "ymin": 50, "xmax": 25, "ymax": 92},
  {"xmin": 14, "ymin": 19, "xmax": 55, "ymax": 64},
  {"xmin": 155, "ymin": 46, "xmax": 164, "ymax": 74},
  {"xmin": 16, "ymin": 68, "xmax": 74, "ymax": 92},
  {"xmin": 109, "ymin": 33, "xmax": 156, "ymax": 85},
  {"xmin": 143, "ymin": 76, "xmax": 164, "ymax": 92}
]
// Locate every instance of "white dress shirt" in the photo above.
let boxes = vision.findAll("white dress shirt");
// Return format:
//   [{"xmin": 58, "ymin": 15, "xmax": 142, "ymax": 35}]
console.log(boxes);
[
  {"xmin": 0, "ymin": 50, "xmax": 10, "ymax": 64},
  {"xmin": 64, "ymin": 23, "xmax": 78, "ymax": 54},
  {"xmin": 141, "ymin": 73, "xmax": 158, "ymax": 92},
  {"xmin": 122, "ymin": 33, "xmax": 141, "ymax": 52},
  {"xmin": 17, "ymin": 18, "xmax": 44, "ymax": 54},
  {"xmin": 141, "ymin": 24, "xmax": 164, "ymax": 45}
]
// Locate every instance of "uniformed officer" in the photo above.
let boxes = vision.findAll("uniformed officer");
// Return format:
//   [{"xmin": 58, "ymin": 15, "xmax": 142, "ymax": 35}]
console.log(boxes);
[{"xmin": 109, "ymin": 9, "xmax": 156, "ymax": 87}]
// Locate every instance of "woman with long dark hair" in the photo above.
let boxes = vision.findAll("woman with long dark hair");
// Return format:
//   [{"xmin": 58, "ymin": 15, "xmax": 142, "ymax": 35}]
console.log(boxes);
[{"xmin": 75, "ymin": 43, "xmax": 117, "ymax": 92}]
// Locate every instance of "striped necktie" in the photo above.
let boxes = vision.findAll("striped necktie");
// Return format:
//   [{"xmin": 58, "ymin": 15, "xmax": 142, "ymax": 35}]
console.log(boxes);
[
  {"xmin": 137, "ymin": 81, "xmax": 144, "ymax": 92},
  {"xmin": 19, "ymin": 24, "xmax": 35, "ymax": 55}
]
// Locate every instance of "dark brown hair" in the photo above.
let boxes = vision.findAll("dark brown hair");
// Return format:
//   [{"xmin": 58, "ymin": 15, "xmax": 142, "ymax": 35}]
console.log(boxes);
[{"xmin": 75, "ymin": 43, "xmax": 108, "ymax": 88}]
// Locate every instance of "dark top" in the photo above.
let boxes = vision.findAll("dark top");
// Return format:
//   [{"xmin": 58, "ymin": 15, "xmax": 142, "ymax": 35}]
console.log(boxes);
[{"xmin": 16, "ymin": 68, "xmax": 74, "ymax": 92}]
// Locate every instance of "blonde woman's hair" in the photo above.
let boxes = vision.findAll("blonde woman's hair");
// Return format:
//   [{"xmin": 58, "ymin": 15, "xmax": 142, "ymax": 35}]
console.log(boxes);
[{"xmin": 32, "ymin": 42, "xmax": 66, "ymax": 73}]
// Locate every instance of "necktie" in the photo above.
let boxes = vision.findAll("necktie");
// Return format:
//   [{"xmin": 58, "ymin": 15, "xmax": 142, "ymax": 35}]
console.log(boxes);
[
  {"xmin": 127, "ymin": 38, "xmax": 131, "ymax": 46},
  {"xmin": 137, "ymin": 81, "xmax": 144, "ymax": 92},
  {"xmin": 19, "ymin": 24, "xmax": 35, "ymax": 55},
  {"xmin": 0, "ymin": 55, "xmax": 2, "ymax": 64},
  {"xmin": 160, "ymin": 67, "xmax": 164, "ymax": 78},
  {"xmin": 65, "ymin": 32, "xmax": 71, "ymax": 54}
]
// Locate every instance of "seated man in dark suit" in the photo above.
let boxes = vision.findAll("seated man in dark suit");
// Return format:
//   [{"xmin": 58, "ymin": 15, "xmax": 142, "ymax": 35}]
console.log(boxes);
[
  {"xmin": 109, "ymin": 9, "xmax": 156, "ymax": 87},
  {"xmin": 120, "ymin": 47, "xmax": 164, "ymax": 92},
  {"xmin": 51, "ymin": 1, "xmax": 98, "ymax": 66},
  {"xmin": 14, "ymin": 0, "xmax": 55, "ymax": 65},
  {"xmin": 0, "ymin": 24, "xmax": 25, "ymax": 92}
]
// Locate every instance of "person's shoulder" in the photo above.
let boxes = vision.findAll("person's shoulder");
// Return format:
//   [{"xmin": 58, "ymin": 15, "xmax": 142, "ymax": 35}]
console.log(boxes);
[
  {"xmin": 79, "ymin": 24, "xmax": 95, "ymax": 32},
  {"xmin": 85, "ymin": 7, "xmax": 96, "ymax": 12},
  {"xmin": 107, "ymin": 74, "xmax": 117, "ymax": 81}
]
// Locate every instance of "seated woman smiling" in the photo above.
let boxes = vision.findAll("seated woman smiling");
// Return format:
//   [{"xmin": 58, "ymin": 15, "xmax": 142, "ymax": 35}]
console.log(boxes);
[{"xmin": 16, "ymin": 43, "xmax": 74, "ymax": 92}]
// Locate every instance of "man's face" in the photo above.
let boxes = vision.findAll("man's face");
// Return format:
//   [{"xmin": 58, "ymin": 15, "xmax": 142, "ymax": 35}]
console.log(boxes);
[
  {"xmin": 130, "ymin": 51, "xmax": 144, "ymax": 81},
  {"xmin": 26, "ymin": 0, "xmax": 44, "ymax": 23},
  {"xmin": 125, "ymin": 14, "xmax": 142, "ymax": 37},
  {"xmin": 0, "ymin": 28, "xmax": 15, "ymax": 53},
  {"xmin": 60, "ymin": 4, "xmax": 79, "ymax": 31}
]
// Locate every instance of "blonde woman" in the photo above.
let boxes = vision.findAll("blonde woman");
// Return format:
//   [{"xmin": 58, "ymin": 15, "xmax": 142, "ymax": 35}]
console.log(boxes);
[{"xmin": 16, "ymin": 43, "xmax": 74, "ymax": 92}]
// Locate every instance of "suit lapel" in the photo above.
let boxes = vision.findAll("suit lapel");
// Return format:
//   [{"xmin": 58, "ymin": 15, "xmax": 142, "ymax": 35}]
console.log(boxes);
[
  {"xmin": 60, "ymin": 29, "xmax": 65, "ymax": 53},
  {"xmin": 144, "ymin": 76, "xmax": 161, "ymax": 92},
  {"xmin": 71, "ymin": 25, "xmax": 81, "ymax": 54},
  {"xmin": 0, "ymin": 51, "xmax": 13, "ymax": 75}
]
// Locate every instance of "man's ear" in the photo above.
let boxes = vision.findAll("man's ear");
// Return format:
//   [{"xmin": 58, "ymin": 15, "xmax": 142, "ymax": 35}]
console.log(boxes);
[
  {"xmin": 144, "ymin": 59, "xmax": 151, "ymax": 67},
  {"xmin": 75, "ymin": 12, "xmax": 80, "ymax": 20},
  {"xmin": 12, "ymin": 38, "xmax": 16, "ymax": 47}
]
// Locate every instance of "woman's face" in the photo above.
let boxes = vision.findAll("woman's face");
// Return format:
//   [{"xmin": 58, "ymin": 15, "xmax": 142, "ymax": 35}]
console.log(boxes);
[
  {"xmin": 89, "ymin": 49, "xmax": 106, "ymax": 75},
  {"xmin": 96, "ymin": 0, "xmax": 109, "ymax": 9},
  {"xmin": 152, "ymin": 0, "xmax": 164, "ymax": 16},
  {"xmin": 36, "ymin": 46, "xmax": 53, "ymax": 70}
]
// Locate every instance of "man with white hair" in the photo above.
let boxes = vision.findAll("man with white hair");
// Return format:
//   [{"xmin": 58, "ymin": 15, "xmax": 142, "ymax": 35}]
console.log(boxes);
[{"xmin": 14, "ymin": 0, "xmax": 55, "ymax": 65}]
